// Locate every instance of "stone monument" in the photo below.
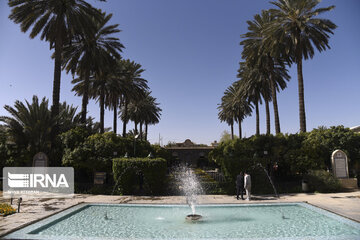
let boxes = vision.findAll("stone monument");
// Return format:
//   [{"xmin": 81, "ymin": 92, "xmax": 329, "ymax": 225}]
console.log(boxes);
[
  {"xmin": 32, "ymin": 152, "xmax": 49, "ymax": 167},
  {"xmin": 331, "ymin": 150, "xmax": 358, "ymax": 189},
  {"xmin": 331, "ymin": 150, "xmax": 348, "ymax": 178}
]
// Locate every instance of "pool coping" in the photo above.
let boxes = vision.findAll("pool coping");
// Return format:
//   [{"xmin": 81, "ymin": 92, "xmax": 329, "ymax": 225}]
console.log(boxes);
[
  {"xmin": 305, "ymin": 201, "xmax": 360, "ymax": 224},
  {"xmin": 1, "ymin": 192, "xmax": 360, "ymax": 238},
  {"xmin": 3, "ymin": 202, "xmax": 360, "ymax": 240},
  {"xmin": 0, "ymin": 202, "xmax": 85, "ymax": 238}
]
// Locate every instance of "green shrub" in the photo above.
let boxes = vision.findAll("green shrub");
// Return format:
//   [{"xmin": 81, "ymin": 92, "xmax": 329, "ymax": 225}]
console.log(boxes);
[
  {"xmin": 113, "ymin": 157, "xmax": 167, "ymax": 195},
  {"xmin": 305, "ymin": 170, "xmax": 341, "ymax": 193},
  {"xmin": 208, "ymin": 126, "xmax": 360, "ymax": 194},
  {"xmin": 61, "ymin": 131, "xmax": 153, "ymax": 183}
]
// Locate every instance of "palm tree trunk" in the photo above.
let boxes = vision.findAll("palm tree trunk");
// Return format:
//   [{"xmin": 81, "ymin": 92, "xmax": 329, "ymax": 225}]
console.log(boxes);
[
  {"xmin": 122, "ymin": 99, "xmax": 128, "ymax": 137},
  {"xmin": 100, "ymin": 82, "xmax": 105, "ymax": 134},
  {"xmin": 255, "ymin": 102, "xmax": 260, "ymax": 136},
  {"xmin": 51, "ymin": 33, "xmax": 63, "ymax": 119},
  {"xmin": 270, "ymin": 77, "xmax": 281, "ymax": 134},
  {"xmin": 140, "ymin": 122, "xmax": 143, "ymax": 140},
  {"xmin": 81, "ymin": 69, "xmax": 90, "ymax": 124},
  {"xmin": 297, "ymin": 58, "xmax": 306, "ymax": 132},
  {"xmin": 238, "ymin": 118, "xmax": 242, "ymax": 139},
  {"xmin": 113, "ymin": 99, "xmax": 117, "ymax": 134},
  {"xmin": 231, "ymin": 122, "xmax": 234, "ymax": 140},
  {"xmin": 145, "ymin": 123, "xmax": 148, "ymax": 141},
  {"xmin": 50, "ymin": 33, "xmax": 63, "ymax": 159},
  {"xmin": 265, "ymin": 99, "xmax": 270, "ymax": 135}
]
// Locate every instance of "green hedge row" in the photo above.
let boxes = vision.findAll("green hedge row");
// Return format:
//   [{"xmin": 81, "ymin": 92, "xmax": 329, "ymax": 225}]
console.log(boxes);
[{"xmin": 113, "ymin": 157, "xmax": 167, "ymax": 195}]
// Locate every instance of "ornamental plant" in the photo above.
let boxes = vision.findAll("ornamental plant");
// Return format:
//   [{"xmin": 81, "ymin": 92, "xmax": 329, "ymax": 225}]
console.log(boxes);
[{"xmin": 0, "ymin": 203, "xmax": 16, "ymax": 216}]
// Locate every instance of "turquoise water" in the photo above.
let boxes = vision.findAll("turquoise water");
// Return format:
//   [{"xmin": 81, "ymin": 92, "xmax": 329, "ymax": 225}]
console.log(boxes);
[{"xmin": 4, "ymin": 203, "xmax": 360, "ymax": 240}]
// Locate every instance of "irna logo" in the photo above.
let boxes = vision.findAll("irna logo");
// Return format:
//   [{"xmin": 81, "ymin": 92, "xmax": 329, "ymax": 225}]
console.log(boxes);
[
  {"xmin": 7, "ymin": 172, "xmax": 69, "ymax": 188},
  {"xmin": 3, "ymin": 167, "xmax": 74, "ymax": 199}
]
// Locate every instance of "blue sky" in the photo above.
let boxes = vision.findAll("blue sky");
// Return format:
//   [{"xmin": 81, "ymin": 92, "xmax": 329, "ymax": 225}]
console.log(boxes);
[{"xmin": 0, "ymin": 0, "xmax": 359, "ymax": 145}]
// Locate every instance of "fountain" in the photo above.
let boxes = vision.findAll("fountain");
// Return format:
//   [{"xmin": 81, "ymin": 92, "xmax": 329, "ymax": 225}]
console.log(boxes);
[
  {"xmin": 173, "ymin": 165, "xmax": 203, "ymax": 221},
  {"xmin": 255, "ymin": 163, "xmax": 279, "ymax": 199}
]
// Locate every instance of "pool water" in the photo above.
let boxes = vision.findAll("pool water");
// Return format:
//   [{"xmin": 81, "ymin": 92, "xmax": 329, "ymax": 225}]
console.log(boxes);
[{"xmin": 4, "ymin": 203, "xmax": 360, "ymax": 240}]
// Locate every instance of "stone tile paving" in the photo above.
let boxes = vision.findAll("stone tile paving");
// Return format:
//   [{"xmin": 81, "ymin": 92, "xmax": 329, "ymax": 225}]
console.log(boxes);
[{"xmin": 0, "ymin": 191, "xmax": 359, "ymax": 237}]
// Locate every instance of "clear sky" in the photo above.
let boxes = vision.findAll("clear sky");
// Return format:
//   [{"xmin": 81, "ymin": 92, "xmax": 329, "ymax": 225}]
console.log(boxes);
[{"xmin": 0, "ymin": 0, "xmax": 359, "ymax": 146}]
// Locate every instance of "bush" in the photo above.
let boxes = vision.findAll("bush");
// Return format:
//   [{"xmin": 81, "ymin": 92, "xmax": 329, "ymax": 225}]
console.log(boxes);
[
  {"xmin": 209, "ymin": 126, "xmax": 360, "ymax": 194},
  {"xmin": 113, "ymin": 157, "xmax": 167, "ymax": 195},
  {"xmin": 0, "ymin": 203, "xmax": 16, "ymax": 216},
  {"xmin": 151, "ymin": 144, "xmax": 174, "ymax": 166},
  {"xmin": 61, "ymin": 131, "xmax": 153, "ymax": 183},
  {"xmin": 305, "ymin": 170, "xmax": 341, "ymax": 193}
]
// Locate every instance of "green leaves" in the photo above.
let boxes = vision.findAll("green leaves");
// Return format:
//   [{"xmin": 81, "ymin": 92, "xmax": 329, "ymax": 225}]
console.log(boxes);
[
  {"xmin": 113, "ymin": 157, "xmax": 167, "ymax": 195},
  {"xmin": 210, "ymin": 126, "xmax": 360, "ymax": 182},
  {"xmin": 0, "ymin": 96, "xmax": 83, "ymax": 166}
]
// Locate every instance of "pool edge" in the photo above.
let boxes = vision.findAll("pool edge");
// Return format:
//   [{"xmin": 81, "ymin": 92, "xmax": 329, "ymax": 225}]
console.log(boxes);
[
  {"xmin": 2, "ymin": 201, "xmax": 360, "ymax": 240},
  {"xmin": 0, "ymin": 201, "xmax": 85, "ymax": 238}
]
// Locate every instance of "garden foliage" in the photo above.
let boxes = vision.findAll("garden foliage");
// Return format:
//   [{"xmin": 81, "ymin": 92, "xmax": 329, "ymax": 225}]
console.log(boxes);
[
  {"xmin": 209, "ymin": 126, "xmax": 360, "ymax": 193},
  {"xmin": 304, "ymin": 170, "xmax": 341, "ymax": 193},
  {"xmin": 113, "ymin": 157, "xmax": 167, "ymax": 195},
  {"xmin": 61, "ymin": 128, "xmax": 153, "ymax": 182}
]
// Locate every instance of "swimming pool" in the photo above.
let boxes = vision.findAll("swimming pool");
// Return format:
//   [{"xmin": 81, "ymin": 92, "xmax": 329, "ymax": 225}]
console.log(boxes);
[{"xmin": 3, "ymin": 203, "xmax": 360, "ymax": 240}]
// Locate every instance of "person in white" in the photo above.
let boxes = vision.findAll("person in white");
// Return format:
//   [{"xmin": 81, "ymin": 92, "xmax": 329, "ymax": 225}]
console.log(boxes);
[{"xmin": 244, "ymin": 172, "xmax": 251, "ymax": 201}]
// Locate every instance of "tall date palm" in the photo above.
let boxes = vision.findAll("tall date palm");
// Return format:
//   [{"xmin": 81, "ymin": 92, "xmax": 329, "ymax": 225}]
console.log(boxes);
[
  {"xmin": 8, "ymin": 0, "xmax": 101, "ymax": 120},
  {"xmin": 237, "ymin": 63, "xmax": 263, "ymax": 136},
  {"xmin": 241, "ymin": 10, "xmax": 290, "ymax": 134},
  {"xmin": 62, "ymin": 11, "xmax": 124, "ymax": 124},
  {"xmin": 118, "ymin": 60, "xmax": 149, "ymax": 137},
  {"xmin": 218, "ymin": 82, "xmax": 252, "ymax": 139},
  {"xmin": 267, "ymin": 0, "xmax": 336, "ymax": 132}
]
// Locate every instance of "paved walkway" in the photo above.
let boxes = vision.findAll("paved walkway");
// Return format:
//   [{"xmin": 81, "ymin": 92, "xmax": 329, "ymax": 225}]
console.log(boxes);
[{"xmin": 1, "ymin": 191, "xmax": 360, "ymax": 237}]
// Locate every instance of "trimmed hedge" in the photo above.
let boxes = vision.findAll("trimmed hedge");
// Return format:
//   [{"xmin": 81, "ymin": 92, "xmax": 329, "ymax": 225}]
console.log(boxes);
[{"xmin": 113, "ymin": 157, "xmax": 167, "ymax": 195}]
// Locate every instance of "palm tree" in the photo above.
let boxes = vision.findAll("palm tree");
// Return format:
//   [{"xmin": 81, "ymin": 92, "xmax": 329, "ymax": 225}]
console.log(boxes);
[
  {"xmin": 218, "ymin": 82, "xmax": 252, "ymax": 139},
  {"xmin": 8, "ymin": 0, "xmax": 101, "ymax": 120},
  {"xmin": 242, "ymin": 66, "xmax": 273, "ymax": 135},
  {"xmin": 117, "ymin": 60, "xmax": 149, "ymax": 137},
  {"xmin": 0, "ymin": 96, "xmax": 53, "ymax": 156},
  {"xmin": 241, "ymin": 10, "xmax": 290, "ymax": 134},
  {"xmin": 142, "ymin": 93, "xmax": 162, "ymax": 141},
  {"xmin": 218, "ymin": 100, "xmax": 235, "ymax": 140},
  {"xmin": 237, "ymin": 63, "xmax": 263, "ymax": 136},
  {"xmin": 58, "ymin": 102, "xmax": 82, "ymax": 133},
  {"xmin": 0, "ymin": 96, "xmax": 81, "ymax": 162},
  {"xmin": 73, "ymin": 62, "xmax": 116, "ymax": 133},
  {"xmin": 267, "ymin": 0, "xmax": 336, "ymax": 132},
  {"xmin": 104, "ymin": 60, "xmax": 145, "ymax": 135},
  {"xmin": 62, "ymin": 11, "xmax": 124, "ymax": 124},
  {"xmin": 126, "ymin": 91, "xmax": 162, "ymax": 140},
  {"xmin": 105, "ymin": 75, "xmax": 125, "ymax": 135}
]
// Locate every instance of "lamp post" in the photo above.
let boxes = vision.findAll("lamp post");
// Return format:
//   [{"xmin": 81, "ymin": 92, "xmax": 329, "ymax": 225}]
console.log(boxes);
[
  {"xmin": 17, "ymin": 197, "xmax": 22, "ymax": 213},
  {"xmin": 133, "ymin": 134, "xmax": 139, "ymax": 157}
]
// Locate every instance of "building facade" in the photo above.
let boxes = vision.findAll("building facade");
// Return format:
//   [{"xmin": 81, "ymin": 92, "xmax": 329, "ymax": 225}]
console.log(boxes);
[{"xmin": 166, "ymin": 139, "xmax": 214, "ymax": 167}]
